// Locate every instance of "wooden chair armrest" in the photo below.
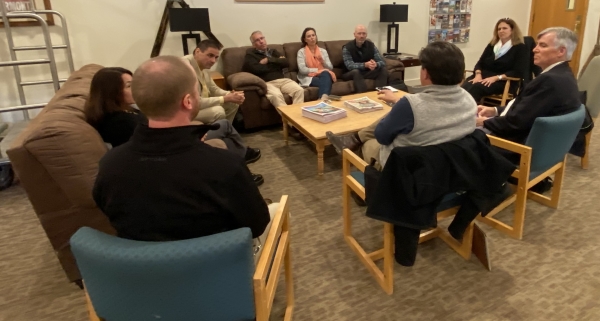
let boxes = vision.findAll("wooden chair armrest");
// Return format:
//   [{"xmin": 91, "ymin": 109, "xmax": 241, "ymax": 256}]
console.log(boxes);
[
  {"xmin": 342, "ymin": 148, "xmax": 368, "ymax": 173},
  {"xmin": 253, "ymin": 195, "xmax": 291, "ymax": 318},
  {"xmin": 487, "ymin": 134, "xmax": 532, "ymax": 181},
  {"xmin": 504, "ymin": 76, "xmax": 521, "ymax": 82},
  {"xmin": 486, "ymin": 135, "xmax": 531, "ymax": 155},
  {"xmin": 254, "ymin": 195, "xmax": 289, "ymax": 279}
]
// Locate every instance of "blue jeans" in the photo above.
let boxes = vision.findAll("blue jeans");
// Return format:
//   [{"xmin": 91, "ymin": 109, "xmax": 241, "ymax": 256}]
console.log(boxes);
[{"xmin": 309, "ymin": 72, "xmax": 333, "ymax": 98}]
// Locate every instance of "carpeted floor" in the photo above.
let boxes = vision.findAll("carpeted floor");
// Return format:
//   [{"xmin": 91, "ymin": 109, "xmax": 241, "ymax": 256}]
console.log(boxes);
[{"xmin": 1, "ymin": 127, "xmax": 599, "ymax": 321}]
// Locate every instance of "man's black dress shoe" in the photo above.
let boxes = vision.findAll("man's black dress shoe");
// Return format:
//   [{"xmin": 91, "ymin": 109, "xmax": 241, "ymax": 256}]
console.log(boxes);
[
  {"xmin": 245, "ymin": 147, "xmax": 261, "ymax": 164},
  {"xmin": 326, "ymin": 131, "xmax": 361, "ymax": 154},
  {"xmin": 252, "ymin": 173, "xmax": 264, "ymax": 186}
]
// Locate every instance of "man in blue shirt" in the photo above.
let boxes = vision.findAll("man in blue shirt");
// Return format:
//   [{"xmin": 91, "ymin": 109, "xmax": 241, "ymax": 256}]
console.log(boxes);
[{"xmin": 327, "ymin": 41, "xmax": 477, "ymax": 169}]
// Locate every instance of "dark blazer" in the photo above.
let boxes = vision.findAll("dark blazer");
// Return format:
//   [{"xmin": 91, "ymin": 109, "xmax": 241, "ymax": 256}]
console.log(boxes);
[
  {"xmin": 484, "ymin": 62, "xmax": 581, "ymax": 143},
  {"xmin": 474, "ymin": 42, "xmax": 528, "ymax": 79},
  {"xmin": 242, "ymin": 48, "xmax": 288, "ymax": 82}
]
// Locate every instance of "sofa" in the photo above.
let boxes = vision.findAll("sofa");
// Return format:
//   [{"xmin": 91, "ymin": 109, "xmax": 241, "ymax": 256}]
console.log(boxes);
[
  {"xmin": 221, "ymin": 40, "xmax": 405, "ymax": 129},
  {"xmin": 7, "ymin": 64, "xmax": 116, "ymax": 284}
]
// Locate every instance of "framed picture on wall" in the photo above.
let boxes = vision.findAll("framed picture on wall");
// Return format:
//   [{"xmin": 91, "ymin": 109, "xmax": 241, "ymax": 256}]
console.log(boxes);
[{"xmin": 1, "ymin": 0, "xmax": 54, "ymax": 28}]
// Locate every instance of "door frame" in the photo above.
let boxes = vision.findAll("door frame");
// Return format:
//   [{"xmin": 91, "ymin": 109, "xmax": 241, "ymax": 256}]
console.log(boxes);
[{"xmin": 528, "ymin": 0, "xmax": 590, "ymax": 72}]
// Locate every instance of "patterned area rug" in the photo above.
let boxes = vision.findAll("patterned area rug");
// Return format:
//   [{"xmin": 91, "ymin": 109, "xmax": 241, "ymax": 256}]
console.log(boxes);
[{"xmin": 1, "ymin": 127, "xmax": 599, "ymax": 321}]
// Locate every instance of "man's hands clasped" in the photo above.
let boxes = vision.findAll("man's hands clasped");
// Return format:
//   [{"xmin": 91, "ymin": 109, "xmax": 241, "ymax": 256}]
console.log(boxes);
[
  {"xmin": 364, "ymin": 59, "xmax": 377, "ymax": 71},
  {"xmin": 224, "ymin": 90, "xmax": 245, "ymax": 104},
  {"xmin": 476, "ymin": 105, "xmax": 497, "ymax": 127}
]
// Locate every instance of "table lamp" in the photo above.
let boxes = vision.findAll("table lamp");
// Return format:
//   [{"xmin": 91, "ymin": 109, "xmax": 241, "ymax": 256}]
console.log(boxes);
[{"xmin": 380, "ymin": 2, "xmax": 409, "ymax": 56}]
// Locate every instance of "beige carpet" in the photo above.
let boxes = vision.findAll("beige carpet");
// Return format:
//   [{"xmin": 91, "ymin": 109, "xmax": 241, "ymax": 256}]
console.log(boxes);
[{"xmin": 1, "ymin": 127, "xmax": 600, "ymax": 321}]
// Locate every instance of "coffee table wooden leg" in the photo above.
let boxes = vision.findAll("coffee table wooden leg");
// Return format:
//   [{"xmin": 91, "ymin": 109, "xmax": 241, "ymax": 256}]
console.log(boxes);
[
  {"xmin": 282, "ymin": 120, "xmax": 289, "ymax": 146},
  {"xmin": 316, "ymin": 142, "xmax": 325, "ymax": 176}
]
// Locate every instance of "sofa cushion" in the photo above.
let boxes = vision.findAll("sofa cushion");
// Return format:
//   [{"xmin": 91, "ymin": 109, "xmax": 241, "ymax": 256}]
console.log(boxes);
[
  {"xmin": 221, "ymin": 46, "xmax": 253, "ymax": 79},
  {"xmin": 324, "ymin": 40, "xmax": 351, "ymax": 69},
  {"xmin": 283, "ymin": 42, "xmax": 303, "ymax": 74}
]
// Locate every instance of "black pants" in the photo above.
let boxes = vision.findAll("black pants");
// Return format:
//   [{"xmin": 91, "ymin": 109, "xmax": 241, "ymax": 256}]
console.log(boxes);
[
  {"xmin": 393, "ymin": 198, "xmax": 481, "ymax": 267},
  {"xmin": 462, "ymin": 75, "xmax": 507, "ymax": 103},
  {"xmin": 205, "ymin": 119, "xmax": 247, "ymax": 158},
  {"xmin": 342, "ymin": 67, "xmax": 388, "ymax": 93}
]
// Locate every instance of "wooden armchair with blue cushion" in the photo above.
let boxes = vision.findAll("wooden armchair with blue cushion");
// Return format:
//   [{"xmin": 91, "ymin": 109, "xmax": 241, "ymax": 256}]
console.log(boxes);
[
  {"xmin": 342, "ymin": 149, "xmax": 475, "ymax": 295},
  {"xmin": 71, "ymin": 195, "xmax": 293, "ymax": 321},
  {"xmin": 479, "ymin": 105, "xmax": 586, "ymax": 239}
]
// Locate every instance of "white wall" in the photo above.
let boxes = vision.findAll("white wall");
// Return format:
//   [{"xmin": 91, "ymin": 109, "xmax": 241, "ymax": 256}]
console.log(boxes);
[{"xmin": 1, "ymin": 0, "xmax": 597, "ymax": 122}]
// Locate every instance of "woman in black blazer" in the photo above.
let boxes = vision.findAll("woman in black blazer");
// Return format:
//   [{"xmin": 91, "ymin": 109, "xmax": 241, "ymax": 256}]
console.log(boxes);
[{"xmin": 462, "ymin": 18, "xmax": 528, "ymax": 103}]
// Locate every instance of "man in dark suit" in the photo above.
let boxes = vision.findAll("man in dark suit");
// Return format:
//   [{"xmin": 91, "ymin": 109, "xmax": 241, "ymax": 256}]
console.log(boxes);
[{"xmin": 477, "ymin": 27, "xmax": 580, "ymax": 144}]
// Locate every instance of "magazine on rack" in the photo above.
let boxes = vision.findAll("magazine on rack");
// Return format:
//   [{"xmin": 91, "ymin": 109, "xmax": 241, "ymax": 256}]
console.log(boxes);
[
  {"xmin": 344, "ymin": 96, "xmax": 384, "ymax": 113},
  {"xmin": 301, "ymin": 102, "xmax": 347, "ymax": 123}
]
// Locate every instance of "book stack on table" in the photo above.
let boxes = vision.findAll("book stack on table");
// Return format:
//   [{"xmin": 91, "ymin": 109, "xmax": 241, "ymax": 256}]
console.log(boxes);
[
  {"xmin": 344, "ymin": 97, "xmax": 384, "ymax": 113},
  {"xmin": 301, "ymin": 102, "xmax": 347, "ymax": 123}
]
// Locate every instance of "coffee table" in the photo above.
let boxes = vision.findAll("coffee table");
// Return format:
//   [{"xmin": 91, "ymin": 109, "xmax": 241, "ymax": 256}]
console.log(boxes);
[{"xmin": 277, "ymin": 90, "xmax": 407, "ymax": 176}]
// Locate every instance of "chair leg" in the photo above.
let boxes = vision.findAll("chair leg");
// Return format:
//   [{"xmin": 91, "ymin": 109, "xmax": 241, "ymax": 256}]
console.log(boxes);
[
  {"xmin": 548, "ymin": 160, "xmax": 566, "ymax": 209},
  {"xmin": 382, "ymin": 223, "xmax": 394, "ymax": 294},
  {"xmin": 283, "ymin": 232, "xmax": 294, "ymax": 321},
  {"xmin": 582, "ymin": 131, "xmax": 591, "ymax": 169},
  {"xmin": 478, "ymin": 184, "xmax": 526, "ymax": 240},
  {"xmin": 84, "ymin": 288, "xmax": 102, "ymax": 321},
  {"xmin": 342, "ymin": 183, "xmax": 352, "ymax": 238},
  {"xmin": 438, "ymin": 223, "xmax": 473, "ymax": 260},
  {"xmin": 510, "ymin": 184, "xmax": 528, "ymax": 240}
]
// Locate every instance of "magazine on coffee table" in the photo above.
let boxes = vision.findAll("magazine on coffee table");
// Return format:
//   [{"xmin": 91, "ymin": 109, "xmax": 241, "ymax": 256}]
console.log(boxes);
[
  {"xmin": 301, "ymin": 102, "xmax": 347, "ymax": 123},
  {"xmin": 344, "ymin": 96, "xmax": 384, "ymax": 113}
]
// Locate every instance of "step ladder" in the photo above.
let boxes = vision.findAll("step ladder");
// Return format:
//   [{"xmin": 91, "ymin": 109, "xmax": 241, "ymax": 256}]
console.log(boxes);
[{"xmin": 0, "ymin": 0, "xmax": 74, "ymax": 187}]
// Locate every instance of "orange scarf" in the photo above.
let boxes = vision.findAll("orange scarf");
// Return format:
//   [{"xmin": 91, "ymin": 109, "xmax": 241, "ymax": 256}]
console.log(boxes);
[{"xmin": 304, "ymin": 46, "xmax": 337, "ymax": 82}]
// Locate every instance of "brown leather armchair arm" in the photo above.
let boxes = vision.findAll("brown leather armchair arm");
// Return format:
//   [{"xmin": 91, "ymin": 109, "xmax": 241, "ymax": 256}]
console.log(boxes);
[
  {"xmin": 384, "ymin": 58, "xmax": 405, "ymax": 73},
  {"xmin": 227, "ymin": 72, "xmax": 268, "ymax": 96}
]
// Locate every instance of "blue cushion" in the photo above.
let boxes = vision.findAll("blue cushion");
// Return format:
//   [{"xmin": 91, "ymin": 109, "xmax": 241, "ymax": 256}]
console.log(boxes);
[
  {"xmin": 71, "ymin": 227, "xmax": 256, "ymax": 321},
  {"xmin": 526, "ymin": 105, "xmax": 585, "ymax": 178},
  {"xmin": 350, "ymin": 170, "xmax": 464, "ymax": 212}
]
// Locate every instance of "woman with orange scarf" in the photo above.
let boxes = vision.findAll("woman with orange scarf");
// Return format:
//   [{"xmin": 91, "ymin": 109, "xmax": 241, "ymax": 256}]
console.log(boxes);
[{"xmin": 297, "ymin": 27, "xmax": 336, "ymax": 100}]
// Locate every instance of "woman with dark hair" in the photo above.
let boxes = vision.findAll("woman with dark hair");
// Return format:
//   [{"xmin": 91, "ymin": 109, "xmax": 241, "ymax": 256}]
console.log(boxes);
[
  {"xmin": 84, "ymin": 67, "xmax": 141, "ymax": 147},
  {"xmin": 84, "ymin": 67, "xmax": 265, "ymax": 185},
  {"xmin": 462, "ymin": 17, "xmax": 528, "ymax": 103},
  {"xmin": 296, "ymin": 27, "xmax": 336, "ymax": 100}
]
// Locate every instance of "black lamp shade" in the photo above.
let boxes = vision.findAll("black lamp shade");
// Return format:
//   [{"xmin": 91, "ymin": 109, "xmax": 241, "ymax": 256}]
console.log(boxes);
[
  {"xmin": 379, "ymin": 4, "xmax": 408, "ymax": 23},
  {"xmin": 169, "ymin": 8, "xmax": 211, "ymax": 32}
]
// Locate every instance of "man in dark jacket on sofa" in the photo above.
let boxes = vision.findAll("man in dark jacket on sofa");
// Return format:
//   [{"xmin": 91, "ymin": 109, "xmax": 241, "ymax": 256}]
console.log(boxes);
[
  {"xmin": 341, "ymin": 24, "xmax": 388, "ymax": 93},
  {"xmin": 243, "ymin": 31, "xmax": 304, "ymax": 109}
]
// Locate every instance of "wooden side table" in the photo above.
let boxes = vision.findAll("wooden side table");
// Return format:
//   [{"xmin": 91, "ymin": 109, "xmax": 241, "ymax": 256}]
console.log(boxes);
[
  {"xmin": 210, "ymin": 71, "xmax": 226, "ymax": 90},
  {"xmin": 386, "ymin": 53, "xmax": 421, "ymax": 80}
]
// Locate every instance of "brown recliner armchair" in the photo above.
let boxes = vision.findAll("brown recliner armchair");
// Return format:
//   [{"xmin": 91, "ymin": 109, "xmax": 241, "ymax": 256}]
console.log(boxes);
[
  {"xmin": 7, "ymin": 64, "xmax": 115, "ymax": 284},
  {"xmin": 221, "ymin": 40, "xmax": 405, "ymax": 129}
]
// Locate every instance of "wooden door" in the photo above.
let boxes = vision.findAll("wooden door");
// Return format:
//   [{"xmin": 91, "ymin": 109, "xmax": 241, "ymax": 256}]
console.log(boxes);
[{"xmin": 529, "ymin": 0, "xmax": 590, "ymax": 74}]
